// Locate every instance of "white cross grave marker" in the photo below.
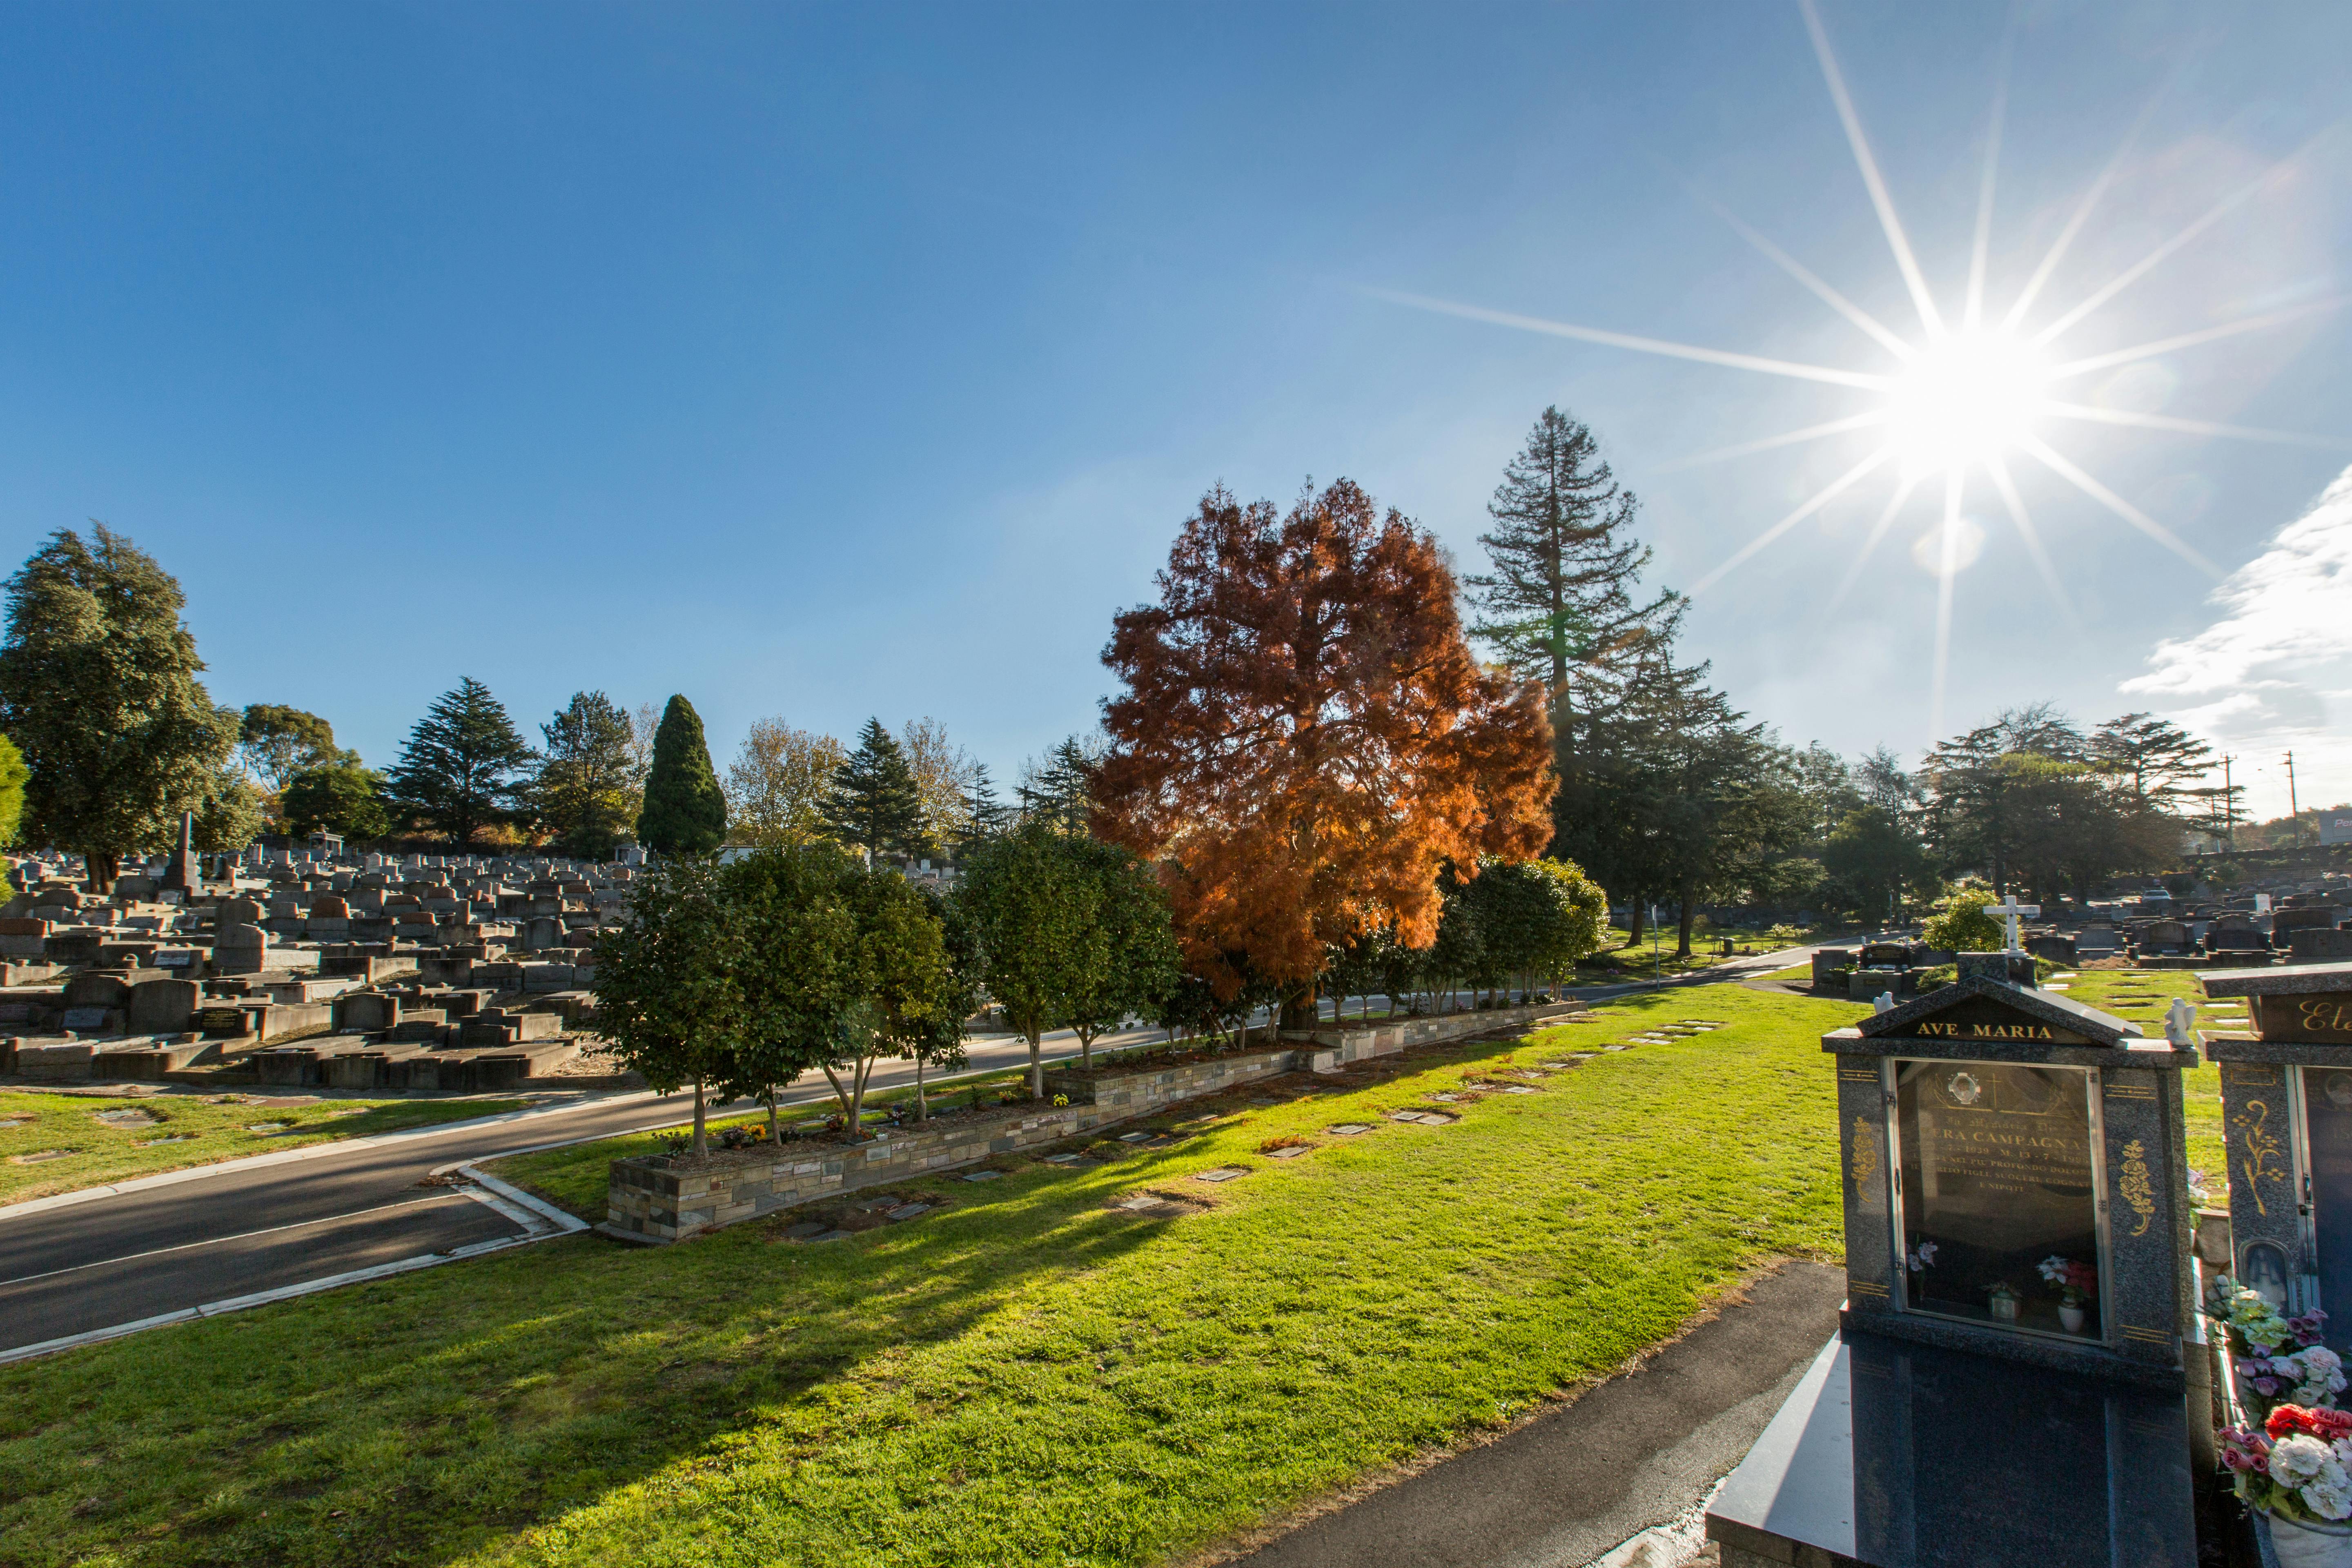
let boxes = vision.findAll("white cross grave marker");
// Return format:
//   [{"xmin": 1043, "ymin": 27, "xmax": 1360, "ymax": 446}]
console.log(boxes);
[{"xmin": 1986, "ymin": 894, "xmax": 2039, "ymax": 953}]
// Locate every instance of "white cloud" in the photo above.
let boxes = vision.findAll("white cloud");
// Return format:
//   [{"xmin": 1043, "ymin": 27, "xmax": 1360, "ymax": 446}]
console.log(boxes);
[{"xmin": 2123, "ymin": 462, "xmax": 2352, "ymax": 815}]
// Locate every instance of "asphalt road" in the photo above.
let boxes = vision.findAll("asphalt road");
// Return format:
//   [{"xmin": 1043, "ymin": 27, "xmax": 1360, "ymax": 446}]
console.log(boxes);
[{"xmin": 0, "ymin": 945, "xmax": 1826, "ymax": 1361}]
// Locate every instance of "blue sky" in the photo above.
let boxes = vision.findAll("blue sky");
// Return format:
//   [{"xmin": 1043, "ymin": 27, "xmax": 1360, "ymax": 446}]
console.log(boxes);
[{"xmin": 3, "ymin": 2, "xmax": 2347, "ymax": 819}]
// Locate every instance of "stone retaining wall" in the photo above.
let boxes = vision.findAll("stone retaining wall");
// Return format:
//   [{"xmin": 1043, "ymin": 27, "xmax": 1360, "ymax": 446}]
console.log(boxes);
[
  {"xmin": 606, "ymin": 996, "xmax": 1592, "ymax": 1243},
  {"xmin": 606, "ymin": 1100, "xmax": 1127, "ymax": 1242},
  {"xmin": 1042, "ymin": 1043, "xmax": 1300, "ymax": 1112}
]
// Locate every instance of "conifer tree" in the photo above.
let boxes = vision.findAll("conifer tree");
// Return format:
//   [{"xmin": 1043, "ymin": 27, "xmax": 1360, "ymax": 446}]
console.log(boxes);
[
  {"xmin": 0, "ymin": 526, "xmax": 241, "ymax": 890},
  {"xmin": 387, "ymin": 677, "xmax": 535, "ymax": 846},
  {"xmin": 636, "ymin": 694, "xmax": 728, "ymax": 855},
  {"xmin": 1466, "ymin": 408, "xmax": 1683, "ymax": 780},
  {"xmin": 821, "ymin": 717, "xmax": 925, "ymax": 860},
  {"xmin": 535, "ymin": 690, "xmax": 640, "ymax": 858}
]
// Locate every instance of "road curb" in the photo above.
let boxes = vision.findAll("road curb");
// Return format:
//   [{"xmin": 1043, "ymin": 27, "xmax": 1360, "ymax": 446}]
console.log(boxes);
[{"xmin": 0, "ymin": 1090, "xmax": 666, "ymax": 1227}]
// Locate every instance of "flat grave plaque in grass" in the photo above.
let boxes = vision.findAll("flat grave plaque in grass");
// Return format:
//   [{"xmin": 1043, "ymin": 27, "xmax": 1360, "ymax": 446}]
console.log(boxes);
[
  {"xmin": 1192, "ymin": 1167, "xmax": 1248, "ymax": 1183},
  {"xmin": 1264, "ymin": 1145, "xmax": 1309, "ymax": 1159},
  {"xmin": 9, "ymin": 1149, "xmax": 73, "ymax": 1164},
  {"xmin": 1328, "ymin": 1123, "xmax": 1374, "ymax": 1136},
  {"xmin": 958, "ymin": 1169, "xmax": 1003, "ymax": 1183}
]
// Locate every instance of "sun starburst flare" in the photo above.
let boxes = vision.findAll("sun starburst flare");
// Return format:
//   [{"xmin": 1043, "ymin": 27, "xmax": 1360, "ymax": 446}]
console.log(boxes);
[{"xmin": 1369, "ymin": 0, "xmax": 2348, "ymax": 736}]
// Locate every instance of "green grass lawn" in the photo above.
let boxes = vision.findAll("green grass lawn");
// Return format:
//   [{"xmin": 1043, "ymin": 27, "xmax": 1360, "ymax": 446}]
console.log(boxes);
[
  {"xmin": 0, "ymin": 982, "xmax": 1859, "ymax": 1568},
  {"xmin": 0, "ymin": 1091, "xmax": 527, "ymax": 1205}
]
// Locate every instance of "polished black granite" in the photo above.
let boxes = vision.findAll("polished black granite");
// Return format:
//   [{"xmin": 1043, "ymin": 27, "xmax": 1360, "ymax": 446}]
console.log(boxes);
[{"xmin": 1706, "ymin": 1327, "xmax": 2197, "ymax": 1568}]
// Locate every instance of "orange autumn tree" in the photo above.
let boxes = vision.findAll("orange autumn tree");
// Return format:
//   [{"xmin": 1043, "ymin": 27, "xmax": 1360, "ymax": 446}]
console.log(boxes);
[{"xmin": 1096, "ymin": 479, "xmax": 1555, "ymax": 1028}]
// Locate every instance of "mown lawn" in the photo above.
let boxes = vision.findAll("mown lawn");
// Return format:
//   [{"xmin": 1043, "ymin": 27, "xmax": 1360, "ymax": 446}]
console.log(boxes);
[
  {"xmin": 0, "ymin": 983, "xmax": 1857, "ymax": 1568},
  {"xmin": 0, "ymin": 1091, "xmax": 527, "ymax": 1205}
]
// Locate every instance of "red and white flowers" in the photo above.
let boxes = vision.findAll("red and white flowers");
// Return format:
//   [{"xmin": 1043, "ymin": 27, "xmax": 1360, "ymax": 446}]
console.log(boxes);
[{"xmin": 2224, "ymin": 1406, "xmax": 2352, "ymax": 1525}]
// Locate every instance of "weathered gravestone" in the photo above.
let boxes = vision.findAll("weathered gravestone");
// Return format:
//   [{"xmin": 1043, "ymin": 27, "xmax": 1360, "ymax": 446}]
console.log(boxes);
[
  {"xmin": 2207, "ymin": 960, "xmax": 2352, "ymax": 1339},
  {"xmin": 1705, "ymin": 951, "xmax": 2199, "ymax": 1567}
]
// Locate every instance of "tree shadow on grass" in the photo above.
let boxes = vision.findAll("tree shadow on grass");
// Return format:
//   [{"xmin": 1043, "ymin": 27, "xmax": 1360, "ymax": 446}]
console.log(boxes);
[{"xmin": 0, "ymin": 1160, "xmax": 1169, "ymax": 1568}]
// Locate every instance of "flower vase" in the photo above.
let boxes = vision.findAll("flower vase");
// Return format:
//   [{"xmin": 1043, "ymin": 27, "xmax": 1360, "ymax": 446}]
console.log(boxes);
[
  {"xmin": 2265, "ymin": 1512, "xmax": 2352, "ymax": 1568},
  {"xmin": 2060, "ymin": 1303, "xmax": 2086, "ymax": 1333}
]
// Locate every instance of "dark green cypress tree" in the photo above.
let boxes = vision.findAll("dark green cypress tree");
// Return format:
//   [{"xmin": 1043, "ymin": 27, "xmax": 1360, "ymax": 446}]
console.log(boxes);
[
  {"xmin": 636, "ymin": 694, "xmax": 728, "ymax": 854},
  {"xmin": 821, "ymin": 717, "xmax": 926, "ymax": 859}
]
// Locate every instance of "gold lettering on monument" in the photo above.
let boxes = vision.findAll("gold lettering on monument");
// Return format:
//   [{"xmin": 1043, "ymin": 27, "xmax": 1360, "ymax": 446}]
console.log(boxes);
[{"xmin": 1914, "ymin": 1020, "xmax": 2060, "ymax": 1041}]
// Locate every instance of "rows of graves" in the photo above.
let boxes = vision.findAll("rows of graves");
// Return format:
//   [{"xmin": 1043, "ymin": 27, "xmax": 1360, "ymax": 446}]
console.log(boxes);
[
  {"xmin": 1808, "ymin": 874, "xmax": 2352, "ymax": 1006},
  {"xmin": 0, "ymin": 831, "xmax": 639, "ymax": 1091}
]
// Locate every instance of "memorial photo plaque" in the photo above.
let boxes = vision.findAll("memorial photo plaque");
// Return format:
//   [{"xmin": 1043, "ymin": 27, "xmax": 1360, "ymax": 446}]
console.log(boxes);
[{"xmin": 1892, "ymin": 1059, "xmax": 2103, "ymax": 1339}]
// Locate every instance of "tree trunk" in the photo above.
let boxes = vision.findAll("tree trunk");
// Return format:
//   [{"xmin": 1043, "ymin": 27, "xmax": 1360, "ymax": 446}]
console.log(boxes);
[
  {"xmin": 1278, "ymin": 985, "xmax": 1316, "ymax": 1033},
  {"xmin": 692, "ymin": 1078, "xmax": 708, "ymax": 1158},
  {"xmin": 1627, "ymin": 900, "xmax": 1646, "ymax": 946},
  {"xmin": 1078, "ymin": 1030, "xmax": 1092, "ymax": 1070},
  {"xmin": 83, "ymin": 849, "xmax": 119, "ymax": 897},
  {"xmin": 916, "ymin": 1055, "xmax": 928, "ymax": 1122},
  {"xmin": 766, "ymin": 1091, "xmax": 780, "ymax": 1145},
  {"xmin": 1677, "ymin": 886, "xmax": 1696, "ymax": 958},
  {"xmin": 1027, "ymin": 1027, "xmax": 1044, "ymax": 1098}
]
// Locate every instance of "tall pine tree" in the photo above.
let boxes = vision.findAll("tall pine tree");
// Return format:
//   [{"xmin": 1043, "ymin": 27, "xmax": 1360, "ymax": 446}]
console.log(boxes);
[
  {"xmin": 822, "ymin": 718, "xmax": 926, "ymax": 860},
  {"xmin": 1466, "ymin": 408, "xmax": 1682, "ymax": 853},
  {"xmin": 388, "ymin": 677, "xmax": 535, "ymax": 846},
  {"xmin": 636, "ymin": 694, "xmax": 728, "ymax": 855}
]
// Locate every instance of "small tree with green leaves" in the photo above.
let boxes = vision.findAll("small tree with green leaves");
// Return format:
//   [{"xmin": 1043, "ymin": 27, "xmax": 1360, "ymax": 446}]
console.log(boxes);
[
  {"xmin": 281, "ymin": 763, "xmax": 392, "ymax": 842},
  {"xmin": 238, "ymin": 706, "xmax": 344, "ymax": 792},
  {"xmin": 594, "ymin": 853, "xmax": 745, "ymax": 1156},
  {"xmin": 0, "ymin": 527, "xmax": 241, "ymax": 891},
  {"xmin": 904, "ymin": 886, "xmax": 980, "ymax": 1120},
  {"xmin": 822, "ymin": 717, "xmax": 926, "ymax": 860},
  {"xmin": 535, "ymin": 690, "xmax": 640, "ymax": 859},
  {"xmin": 388, "ymin": 678, "xmax": 535, "ymax": 846},
  {"xmin": 1059, "ymin": 836, "xmax": 1180, "ymax": 1068},
  {"xmin": 719, "ymin": 844, "xmax": 860, "ymax": 1144},
  {"xmin": 831, "ymin": 864, "xmax": 952, "ymax": 1133},
  {"xmin": 956, "ymin": 820, "xmax": 1095, "ymax": 1096},
  {"xmin": 637, "ymin": 694, "xmax": 728, "ymax": 855},
  {"xmin": 1922, "ymin": 884, "xmax": 2005, "ymax": 952}
]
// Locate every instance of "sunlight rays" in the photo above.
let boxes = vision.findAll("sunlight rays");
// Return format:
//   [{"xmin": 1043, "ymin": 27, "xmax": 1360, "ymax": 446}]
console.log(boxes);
[
  {"xmin": 1659, "ymin": 411, "xmax": 1889, "ymax": 472},
  {"xmin": 1688, "ymin": 188, "xmax": 1917, "ymax": 360},
  {"xmin": 1998, "ymin": 87, "xmax": 2168, "ymax": 334},
  {"xmin": 2044, "ymin": 298, "xmax": 2347, "ymax": 381},
  {"xmin": 1827, "ymin": 472, "xmax": 1924, "ymax": 610},
  {"xmin": 1687, "ymin": 448, "xmax": 1892, "ymax": 596},
  {"xmin": 1363, "ymin": 1, "xmax": 2343, "ymax": 678},
  {"xmin": 2017, "ymin": 435, "xmax": 2219, "ymax": 575},
  {"xmin": 1984, "ymin": 451, "xmax": 2071, "ymax": 617},
  {"xmin": 2028, "ymin": 130, "xmax": 2330, "ymax": 347},
  {"xmin": 1799, "ymin": 0, "xmax": 1942, "ymax": 336},
  {"xmin": 1359, "ymin": 288, "xmax": 1890, "ymax": 390},
  {"xmin": 1929, "ymin": 471, "xmax": 1965, "ymax": 738},
  {"xmin": 1962, "ymin": 5, "xmax": 2020, "ymax": 332},
  {"xmin": 2041, "ymin": 402, "xmax": 2352, "ymax": 451}
]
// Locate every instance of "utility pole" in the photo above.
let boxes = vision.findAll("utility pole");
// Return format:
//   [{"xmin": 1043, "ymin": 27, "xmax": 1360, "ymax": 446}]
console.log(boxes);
[
  {"xmin": 2222, "ymin": 755, "xmax": 2236, "ymax": 849},
  {"xmin": 2286, "ymin": 750, "xmax": 2300, "ymax": 823}
]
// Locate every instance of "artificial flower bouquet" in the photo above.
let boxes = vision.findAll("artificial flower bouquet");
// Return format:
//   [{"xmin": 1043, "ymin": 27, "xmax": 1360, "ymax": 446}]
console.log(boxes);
[
  {"xmin": 2223, "ymin": 1406, "xmax": 2352, "ymax": 1535},
  {"xmin": 2208, "ymin": 1275, "xmax": 2341, "ymax": 1418},
  {"xmin": 2037, "ymin": 1254, "xmax": 2096, "ymax": 1305}
]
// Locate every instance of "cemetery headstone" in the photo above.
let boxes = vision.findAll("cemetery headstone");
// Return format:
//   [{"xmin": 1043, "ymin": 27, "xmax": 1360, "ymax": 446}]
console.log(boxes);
[
  {"xmin": 2206, "ymin": 960, "xmax": 2352, "ymax": 1341},
  {"xmin": 1704, "ymin": 950, "xmax": 2200, "ymax": 1568}
]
